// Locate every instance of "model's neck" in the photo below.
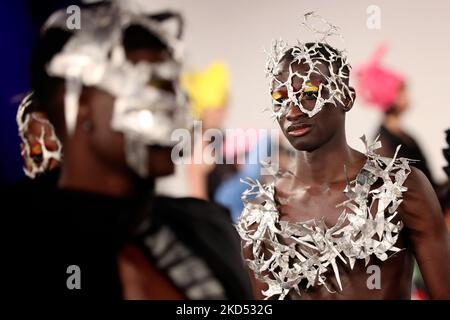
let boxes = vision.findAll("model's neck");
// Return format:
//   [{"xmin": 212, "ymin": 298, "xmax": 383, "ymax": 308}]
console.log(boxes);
[
  {"xmin": 294, "ymin": 130, "xmax": 359, "ymax": 185},
  {"xmin": 59, "ymin": 144, "xmax": 137, "ymax": 198},
  {"xmin": 383, "ymin": 113, "xmax": 402, "ymax": 134}
]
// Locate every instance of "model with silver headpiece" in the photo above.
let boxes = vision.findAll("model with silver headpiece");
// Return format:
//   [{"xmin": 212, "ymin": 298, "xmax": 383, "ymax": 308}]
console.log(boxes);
[
  {"xmin": 6, "ymin": 1, "xmax": 252, "ymax": 299},
  {"xmin": 237, "ymin": 12, "xmax": 450, "ymax": 300}
]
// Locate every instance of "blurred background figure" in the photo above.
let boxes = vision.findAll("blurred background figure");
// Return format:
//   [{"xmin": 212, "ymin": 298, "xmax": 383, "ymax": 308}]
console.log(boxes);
[
  {"xmin": 356, "ymin": 44, "xmax": 436, "ymax": 186},
  {"xmin": 183, "ymin": 61, "xmax": 229, "ymax": 135},
  {"xmin": 182, "ymin": 61, "xmax": 230, "ymax": 200},
  {"xmin": 357, "ymin": 46, "xmax": 450, "ymax": 300},
  {"xmin": 213, "ymin": 128, "xmax": 266, "ymax": 222},
  {"xmin": 155, "ymin": 61, "xmax": 230, "ymax": 198}
]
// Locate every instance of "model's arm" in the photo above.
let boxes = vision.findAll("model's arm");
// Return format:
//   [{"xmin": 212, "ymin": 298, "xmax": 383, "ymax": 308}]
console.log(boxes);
[{"xmin": 401, "ymin": 167, "xmax": 450, "ymax": 299}]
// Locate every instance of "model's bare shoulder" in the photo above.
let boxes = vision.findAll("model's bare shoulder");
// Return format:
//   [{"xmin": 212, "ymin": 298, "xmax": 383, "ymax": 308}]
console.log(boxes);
[
  {"xmin": 400, "ymin": 166, "xmax": 444, "ymax": 232},
  {"xmin": 400, "ymin": 166, "xmax": 450, "ymax": 299}
]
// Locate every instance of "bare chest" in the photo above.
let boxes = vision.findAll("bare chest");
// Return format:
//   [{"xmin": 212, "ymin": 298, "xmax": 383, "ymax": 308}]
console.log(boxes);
[{"xmin": 275, "ymin": 180, "xmax": 349, "ymax": 226}]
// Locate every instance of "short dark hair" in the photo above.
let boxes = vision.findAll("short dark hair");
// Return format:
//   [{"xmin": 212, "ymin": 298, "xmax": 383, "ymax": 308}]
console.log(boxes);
[
  {"xmin": 123, "ymin": 11, "xmax": 184, "ymax": 53},
  {"xmin": 29, "ymin": 9, "xmax": 184, "ymax": 132},
  {"xmin": 30, "ymin": 27, "xmax": 72, "ymax": 110},
  {"xmin": 123, "ymin": 25, "xmax": 168, "ymax": 52},
  {"xmin": 281, "ymin": 42, "xmax": 350, "ymax": 84}
]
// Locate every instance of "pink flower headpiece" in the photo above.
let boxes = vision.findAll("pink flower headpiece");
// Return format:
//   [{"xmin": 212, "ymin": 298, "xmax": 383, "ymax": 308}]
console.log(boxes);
[{"xmin": 356, "ymin": 44, "xmax": 404, "ymax": 111}]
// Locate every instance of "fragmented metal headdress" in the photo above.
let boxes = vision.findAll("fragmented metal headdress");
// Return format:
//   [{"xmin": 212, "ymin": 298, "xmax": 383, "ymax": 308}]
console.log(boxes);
[
  {"xmin": 265, "ymin": 12, "xmax": 355, "ymax": 119},
  {"xmin": 44, "ymin": 1, "xmax": 190, "ymax": 177},
  {"xmin": 16, "ymin": 92, "xmax": 62, "ymax": 179}
]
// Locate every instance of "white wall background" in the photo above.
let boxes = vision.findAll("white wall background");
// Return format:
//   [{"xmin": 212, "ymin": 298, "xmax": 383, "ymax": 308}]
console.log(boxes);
[{"xmin": 144, "ymin": 0, "xmax": 450, "ymax": 182}]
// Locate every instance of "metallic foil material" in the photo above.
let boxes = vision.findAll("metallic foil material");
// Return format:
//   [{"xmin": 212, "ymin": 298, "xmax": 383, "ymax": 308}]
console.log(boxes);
[
  {"xmin": 265, "ymin": 12, "xmax": 354, "ymax": 119},
  {"xmin": 44, "ymin": 2, "xmax": 190, "ymax": 177},
  {"xmin": 236, "ymin": 136, "xmax": 412, "ymax": 299},
  {"xmin": 16, "ymin": 92, "xmax": 63, "ymax": 179}
]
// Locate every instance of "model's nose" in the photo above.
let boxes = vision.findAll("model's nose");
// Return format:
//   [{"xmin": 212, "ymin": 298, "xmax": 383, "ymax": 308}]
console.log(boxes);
[{"xmin": 285, "ymin": 103, "xmax": 306, "ymax": 122}]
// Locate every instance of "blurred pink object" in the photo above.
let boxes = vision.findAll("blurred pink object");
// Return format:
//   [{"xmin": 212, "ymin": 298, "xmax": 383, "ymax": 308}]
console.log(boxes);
[
  {"xmin": 223, "ymin": 128, "xmax": 260, "ymax": 159},
  {"xmin": 356, "ymin": 44, "xmax": 404, "ymax": 111}
]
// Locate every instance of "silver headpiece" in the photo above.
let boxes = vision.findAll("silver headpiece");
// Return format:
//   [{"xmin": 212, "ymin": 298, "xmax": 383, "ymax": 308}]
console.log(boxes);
[
  {"xmin": 265, "ymin": 12, "xmax": 354, "ymax": 119},
  {"xmin": 44, "ymin": 2, "xmax": 190, "ymax": 177}
]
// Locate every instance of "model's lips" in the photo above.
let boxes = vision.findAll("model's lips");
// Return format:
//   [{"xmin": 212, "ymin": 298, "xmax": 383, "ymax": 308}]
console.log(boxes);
[{"xmin": 287, "ymin": 123, "xmax": 312, "ymax": 137}]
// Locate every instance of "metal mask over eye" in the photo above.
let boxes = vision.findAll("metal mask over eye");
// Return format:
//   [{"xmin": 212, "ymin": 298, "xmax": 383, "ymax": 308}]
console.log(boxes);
[
  {"xmin": 45, "ymin": 2, "xmax": 191, "ymax": 177},
  {"xmin": 265, "ymin": 12, "xmax": 355, "ymax": 120},
  {"xmin": 16, "ymin": 92, "xmax": 62, "ymax": 179}
]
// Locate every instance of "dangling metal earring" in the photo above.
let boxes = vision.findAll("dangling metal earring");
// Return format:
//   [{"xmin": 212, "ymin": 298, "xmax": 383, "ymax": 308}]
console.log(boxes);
[{"xmin": 82, "ymin": 120, "xmax": 93, "ymax": 133}]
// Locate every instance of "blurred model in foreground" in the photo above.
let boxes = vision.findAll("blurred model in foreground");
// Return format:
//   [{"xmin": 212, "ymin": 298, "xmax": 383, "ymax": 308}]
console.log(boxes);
[
  {"xmin": 237, "ymin": 12, "xmax": 450, "ymax": 300},
  {"xmin": 5, "ymin": 2, "xmax": 252, "ymax": 299}
]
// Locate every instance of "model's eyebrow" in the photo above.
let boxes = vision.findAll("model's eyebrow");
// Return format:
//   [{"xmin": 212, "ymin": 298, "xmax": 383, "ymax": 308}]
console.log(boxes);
[{"xmin": 273, "ymin": 69, "xmax": 290, "ymax": 83}]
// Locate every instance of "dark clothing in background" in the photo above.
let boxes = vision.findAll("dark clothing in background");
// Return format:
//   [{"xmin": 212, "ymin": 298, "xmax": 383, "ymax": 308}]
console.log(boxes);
[
  {"xmin": 377, "ymin": 125, "xmax": 435, "ymax": 186},
  {"xmin": 3, "ymin": 174, "xmax": 252, "ymax": 299},
  {"xmin": 207, "ymin": 164, "xmax": 238, "ymax": 201}
]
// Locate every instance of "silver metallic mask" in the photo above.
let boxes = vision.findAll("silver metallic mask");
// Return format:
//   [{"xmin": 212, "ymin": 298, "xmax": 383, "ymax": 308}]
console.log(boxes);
[
  {"xmin": 265, "ymin": 12, "xmax": 354, "ymax": 119},
  {"xmin": 44, "ymin": 2, "xmax": 190, "ymax": 177}
]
